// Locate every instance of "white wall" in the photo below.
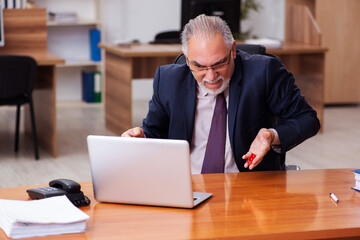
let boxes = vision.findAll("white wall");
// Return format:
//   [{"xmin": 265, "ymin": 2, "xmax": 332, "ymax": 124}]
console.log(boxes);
[
  {"xmin": 103, "ymin": 0, "xmax": 183, "ymax": 100},
  {"xmin": 102, "ymin": 0, "xmax": 285, "ymax": 101},
  {"xmin": 242, "ymin": 0, "xmax": 285, "ymax": 40},
  {"xmin": 104, "ymin": 0, "xmax": 285, "ymax": 44},
  {"xmin": 103, "ymin": 0, "xmax": 182, "ymax": 44}
]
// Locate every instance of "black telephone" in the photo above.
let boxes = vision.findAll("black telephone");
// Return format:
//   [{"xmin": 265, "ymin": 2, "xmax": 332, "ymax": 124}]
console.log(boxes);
[{"xmin": 26, "ymin": 179, "xmax": 90, "ymax": 207}]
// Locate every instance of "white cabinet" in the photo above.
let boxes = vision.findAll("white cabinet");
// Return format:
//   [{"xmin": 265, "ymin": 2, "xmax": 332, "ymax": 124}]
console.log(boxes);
[{"xmin": 29, "ymin": 0, "xmax": 104, "ymax": 100}]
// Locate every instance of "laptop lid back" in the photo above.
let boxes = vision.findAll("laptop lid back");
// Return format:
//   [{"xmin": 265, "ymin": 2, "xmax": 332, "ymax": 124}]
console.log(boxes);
[{"xmin": 87, "ymin": 135, "xmax": 195, "ymax": 208}]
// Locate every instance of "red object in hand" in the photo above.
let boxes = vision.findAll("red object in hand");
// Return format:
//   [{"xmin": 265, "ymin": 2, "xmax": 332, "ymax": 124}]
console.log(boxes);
[{"xmin": 246, "ymin": 153, "xmax": 256, "ymax": 165}]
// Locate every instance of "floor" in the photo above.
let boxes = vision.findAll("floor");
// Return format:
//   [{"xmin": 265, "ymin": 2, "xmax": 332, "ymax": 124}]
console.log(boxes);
[{"xmin": 0, "ymin": 100, "xmax": 359, "ymax": 188}]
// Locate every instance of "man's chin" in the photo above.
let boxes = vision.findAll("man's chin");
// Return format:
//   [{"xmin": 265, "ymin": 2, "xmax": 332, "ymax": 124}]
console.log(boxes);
[
  {"xmin": 199, "ymin": 77, "xmax": 230, "ymax": 95},
  {"xmin": 204, "ymin": 82, "xmax": 222, "ymax": 91},
  {"xmin": 201, "ymin": 84, "xmax": 226, "ymax": 95}
]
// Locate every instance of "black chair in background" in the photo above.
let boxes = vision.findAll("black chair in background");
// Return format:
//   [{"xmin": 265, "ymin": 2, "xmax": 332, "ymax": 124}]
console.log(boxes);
[
  {"xmin": 0, "ymin": 55, "xmax": 39, "ymax": 160},
  {"xmin": 151, "ymin": 30, "xmax": 181, "ymax": 44},
  {"xmin": 174, "ymin": 44, "xmax": 299, "ymax": 170}
]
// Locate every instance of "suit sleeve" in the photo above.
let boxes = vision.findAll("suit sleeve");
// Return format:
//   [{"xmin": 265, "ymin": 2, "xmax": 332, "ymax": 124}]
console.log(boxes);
[
  {"xmin": 265, "ymin": 56, "xmax": 320, "ymax": 152},
  {"xmin": 142, "ymin": 67, "xmax": 170, "ymax": 139}
]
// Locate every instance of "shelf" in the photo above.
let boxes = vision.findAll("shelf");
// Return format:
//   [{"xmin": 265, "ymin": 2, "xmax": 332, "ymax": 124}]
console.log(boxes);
[
  {"xmin": 29, "ymin": 0, "xmax": 105, "ymax": 100},
  {"xmin": 47, "ymin": 19, "xmax": 100, "ymax": 27},
  {"xmin": 56, "ymin": 60, "xmax": 102, "ymax": 68}
]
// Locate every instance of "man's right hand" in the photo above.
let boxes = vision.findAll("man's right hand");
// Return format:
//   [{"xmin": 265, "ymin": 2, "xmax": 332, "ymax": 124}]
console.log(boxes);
[{"xmin": 121, "ymin": 127, "xmax": 145, "ymax": 138}]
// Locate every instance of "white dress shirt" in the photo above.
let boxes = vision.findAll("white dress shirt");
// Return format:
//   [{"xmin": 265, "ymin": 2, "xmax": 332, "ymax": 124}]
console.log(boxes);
[{"xmin": 190, "ymin": 85, "xmax": 239, "ymax": 174}]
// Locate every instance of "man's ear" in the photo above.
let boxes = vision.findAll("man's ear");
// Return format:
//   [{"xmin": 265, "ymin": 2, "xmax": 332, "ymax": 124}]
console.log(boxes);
[
  {"xmin": 232, "ymin": 41, "xmax": 237, "ymax": 59},
  {"xmin": 182, "ymin": 51, "xmax": 188, "ymax": 65}
]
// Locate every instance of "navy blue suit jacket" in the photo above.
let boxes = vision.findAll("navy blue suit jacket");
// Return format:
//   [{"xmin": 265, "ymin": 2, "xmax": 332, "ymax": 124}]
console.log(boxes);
[{"xmin": 142, "ymin": 50, "xmax": 320, "ymax": 171}]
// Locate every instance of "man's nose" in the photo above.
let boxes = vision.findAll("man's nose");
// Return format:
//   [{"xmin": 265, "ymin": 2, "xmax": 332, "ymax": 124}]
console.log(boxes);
[{"xmin": 204, "ymin": 68, "xmax": 217, "ymax": 81}]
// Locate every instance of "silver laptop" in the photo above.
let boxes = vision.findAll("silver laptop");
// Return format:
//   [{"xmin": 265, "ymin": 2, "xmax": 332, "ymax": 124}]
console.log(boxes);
[{"xmin": 87, "ymin": 135, "xmax": 212, "ymax": 208}]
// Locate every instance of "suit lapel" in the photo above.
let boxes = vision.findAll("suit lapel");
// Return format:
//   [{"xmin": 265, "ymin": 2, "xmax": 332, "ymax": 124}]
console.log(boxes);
[
  {"xmin": 228, "ymin": 56, "xmax": 243, "ymax": 146},
  {"xmin": 181, "ymin": 73, "xmax": 197, "ymax": 143}
]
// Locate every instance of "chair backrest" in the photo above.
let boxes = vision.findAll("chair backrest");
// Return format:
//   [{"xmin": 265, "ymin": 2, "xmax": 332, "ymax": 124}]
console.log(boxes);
[
  {"xmin": 174, "ymin": 44, "xmax": 266, "ymax": 64},
  {"xmin": 0, "ymin": 55, "xmax": 37, "ymax": 102},
  {"xmin": 151, "ymin": 31, "xmax": 181, "ymax": 44}
]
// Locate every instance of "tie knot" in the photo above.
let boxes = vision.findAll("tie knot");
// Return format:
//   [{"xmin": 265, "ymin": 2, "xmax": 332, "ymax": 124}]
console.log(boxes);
[
  {"xmin": 217, "ymin": 92, "xmax": 225, "ymax": 102},
  {"xmin": 215, "ymin": 92, "xmax": 227, "ymax": 114}
]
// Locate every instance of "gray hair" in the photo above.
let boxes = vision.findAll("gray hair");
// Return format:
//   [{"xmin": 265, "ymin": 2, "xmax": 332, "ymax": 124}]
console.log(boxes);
[{"xmin": 181, "ymin": 14, "xmax": 234, "ymax": 56}]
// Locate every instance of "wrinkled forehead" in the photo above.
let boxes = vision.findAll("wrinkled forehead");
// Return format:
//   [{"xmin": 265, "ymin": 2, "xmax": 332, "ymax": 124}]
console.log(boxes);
[{"xmin": 187, "ymin": 33, "xmax": 230, "ymax": 64}]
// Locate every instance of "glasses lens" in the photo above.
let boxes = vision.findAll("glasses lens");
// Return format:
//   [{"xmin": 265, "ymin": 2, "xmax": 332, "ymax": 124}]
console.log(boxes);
[
  {"xmin": 188, "ymin": 50, "xmax": 231, "ymax": 73},
  {"xmin": 212, "ymin": 62, "xmax": 227, "ymax": 71}
]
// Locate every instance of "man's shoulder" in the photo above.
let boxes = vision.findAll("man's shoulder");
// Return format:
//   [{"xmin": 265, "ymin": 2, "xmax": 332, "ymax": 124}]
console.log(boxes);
[
  {"xmin": 156, "ymin": 63, "xmax": 192, "ymax": 82},
  {"xmin": 236, "ymin": 50, "xmax": 284, "ymax": 74},
  {"xmin": 237, "ymin": 49, "xmax": 276, "ymax": 63},
  {"xmin": 154, "ymin": 63, "xmax": 194, "ymax": 89},
  {"xmin": 159, "ymin": 63, "xmax": 189, "ymax": 73}
]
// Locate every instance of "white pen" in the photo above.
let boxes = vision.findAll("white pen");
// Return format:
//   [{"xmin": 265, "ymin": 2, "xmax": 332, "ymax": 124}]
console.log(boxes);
[{"xmin": 330, "ymin": 192, "xmax": 339, "ymax": 203}]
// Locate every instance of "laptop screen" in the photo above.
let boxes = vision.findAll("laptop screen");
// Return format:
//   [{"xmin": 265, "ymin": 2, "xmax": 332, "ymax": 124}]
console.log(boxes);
[
  {"xmin": 0, "ymin": 5, "xmax": 4, "ymax": 47},
  {"xmin": 87, "ymin": 136, "xmax": 198, "ymax": 208}
]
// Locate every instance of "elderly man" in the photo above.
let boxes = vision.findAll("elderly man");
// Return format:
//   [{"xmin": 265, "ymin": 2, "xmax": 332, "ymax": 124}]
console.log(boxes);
[{"xmin": 122, "ymin": 14, "xmax": 320, "ymax": 173}]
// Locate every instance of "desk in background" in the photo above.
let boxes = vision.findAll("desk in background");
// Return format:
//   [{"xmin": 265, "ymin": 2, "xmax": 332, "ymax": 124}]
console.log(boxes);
[
  {"xmin": 100, "ymin": 4, "xmax": 326, "ymax": 135},
  {"xmin": 99, "ymin": 42, "xmax": 326, "ymax": 135},
  {"xmin": 0, "ymin": 9, "xmax": 65, "ymax": 157},
  {"xmin": 1, "ymin": 169, "xmax": 360, "ymax": 239}
]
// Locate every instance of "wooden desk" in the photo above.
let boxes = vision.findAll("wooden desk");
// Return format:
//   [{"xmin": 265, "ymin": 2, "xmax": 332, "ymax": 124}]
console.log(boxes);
[
  {"xmin": 30, "ymin": 52, "xmax": 64, "ymax": 157},
  {"xmin": 100, "ymin": 42, "xmax": 326, "ymax": 135},
  {"xmin": 1, "ymin": 169, "xmax": 360, "ymax": 239},
  {"xmin": 0, "ymin": 9, "xmax": 65, "ymax": 157}
]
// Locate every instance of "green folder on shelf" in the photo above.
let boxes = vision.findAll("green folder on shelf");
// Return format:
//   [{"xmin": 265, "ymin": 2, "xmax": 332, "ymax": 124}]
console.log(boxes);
[
  {"xmin": 82, "ymin": 71, "xmax": 102, "ymax": 103},
  {"xmin": 94, "ymin": 71, "xmax": 102, "ymax": 103}
]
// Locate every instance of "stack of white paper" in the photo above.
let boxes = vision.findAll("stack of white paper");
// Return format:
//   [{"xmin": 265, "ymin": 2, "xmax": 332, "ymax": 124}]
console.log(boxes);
[
  {"xmin": 48, "ymin": 12, "xmax": 78, "ymax": 23},
  {"xmin": 0, "ymin": 196, "xmax": 89, "ymax": 239},
  {"xmin": 244, "ymin": 37, "xmax": 283, "ymax": 49},
  {"xmin": 352, "ymin": 169, "xmax": 360, "ymax": 192}
]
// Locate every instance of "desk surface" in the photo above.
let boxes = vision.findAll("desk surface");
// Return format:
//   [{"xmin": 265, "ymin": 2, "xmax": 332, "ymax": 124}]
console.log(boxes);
[
  {"xmin": 99, "ymin": 41, "xmax": 327, "ymax": 57},
  {"xmin": 0, "ymin": 169, "xmax": 359, "ymax": 240},
  {"xmin": 99, "ymin": 42, "xmax": 182, "ymax": 57},
  {"xmin": 0, "ymin": 50, "xmax": 64, "ymax": 66}
]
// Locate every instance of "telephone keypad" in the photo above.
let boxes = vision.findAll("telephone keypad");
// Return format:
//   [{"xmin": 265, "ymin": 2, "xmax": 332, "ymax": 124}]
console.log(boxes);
[{"xmin": 37, "ymin": 187, "xmax": 59, "ymax": 192}]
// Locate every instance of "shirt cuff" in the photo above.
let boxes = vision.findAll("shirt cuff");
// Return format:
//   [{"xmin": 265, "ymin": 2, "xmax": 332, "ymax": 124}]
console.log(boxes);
[{"xmin": 269, "ymin": 128, "xmax": 281, "ymax": 153}]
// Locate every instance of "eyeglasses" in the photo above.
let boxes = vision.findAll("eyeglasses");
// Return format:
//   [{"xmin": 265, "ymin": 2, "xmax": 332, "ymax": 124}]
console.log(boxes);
[{"xmin": 186, "ymin": 50, "xmax": 232, "ymax": 74}]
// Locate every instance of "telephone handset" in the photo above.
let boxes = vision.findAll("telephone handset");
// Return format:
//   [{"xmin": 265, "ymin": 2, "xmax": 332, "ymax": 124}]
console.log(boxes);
[{"xmin": 27, "ymin": 179, "xmax": 91, "ymax": 207}]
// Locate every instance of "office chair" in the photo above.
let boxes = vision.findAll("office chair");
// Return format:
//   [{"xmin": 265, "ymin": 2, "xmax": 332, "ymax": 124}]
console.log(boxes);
[
  {"xmin": 173, "ymin": 44, "xmax": 299, "ymax": 171},
  {"xmin": 150, "ymin": 30, "xmax": 181, "ymax": 44},
  {"xmin": 0, "ymin": 55, "xmax": 39, "ymax": 160}
]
